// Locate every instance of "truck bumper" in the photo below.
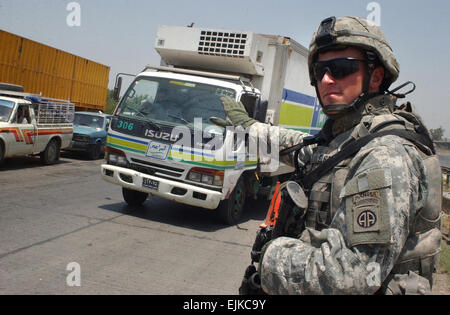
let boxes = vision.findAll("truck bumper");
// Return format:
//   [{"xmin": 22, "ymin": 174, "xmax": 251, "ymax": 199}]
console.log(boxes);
[
  {"xmin": 101, "ymin": 164, "xmax": 223, "ymax": 209},
  {"xmin": 66, "ymin": 140, "xmax": 90, "ymax": 151}
]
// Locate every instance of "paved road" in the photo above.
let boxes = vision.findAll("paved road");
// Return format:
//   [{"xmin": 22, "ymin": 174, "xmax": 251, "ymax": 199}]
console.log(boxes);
[
  {"xmin": 1, "ymin": 153, "xmax": 447, "ymax": 295},
  {"xmin": 0, "ymin": 154, "xmax": 267, "ymax": 294}
]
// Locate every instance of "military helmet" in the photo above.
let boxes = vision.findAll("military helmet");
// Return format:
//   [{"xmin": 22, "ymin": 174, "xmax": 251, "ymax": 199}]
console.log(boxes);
[{"xmin": 308, "ymin": 16, "xmax": 399, "ymax": 91}]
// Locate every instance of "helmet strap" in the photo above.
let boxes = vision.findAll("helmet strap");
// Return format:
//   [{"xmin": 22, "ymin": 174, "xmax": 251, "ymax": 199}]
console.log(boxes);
[{"xmin": 349, "ymin": 51, "xmax": 378, "ymax": 111}]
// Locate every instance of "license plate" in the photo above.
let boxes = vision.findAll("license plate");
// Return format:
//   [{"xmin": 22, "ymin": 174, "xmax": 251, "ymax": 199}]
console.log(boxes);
[{"xmin": 142, "ymin": 178, "xmax": 159, "ymax": 191}]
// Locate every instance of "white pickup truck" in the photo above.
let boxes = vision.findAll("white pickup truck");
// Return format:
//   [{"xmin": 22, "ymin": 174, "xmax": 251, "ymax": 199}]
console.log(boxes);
[{"xmin": 0, "ymin": 84, "xmax": 74, "ymax": 165}]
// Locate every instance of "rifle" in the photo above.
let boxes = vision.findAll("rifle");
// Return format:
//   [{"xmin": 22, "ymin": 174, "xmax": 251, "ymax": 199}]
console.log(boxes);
[{"xmin": 239, "ymin": 135, "xmax": 320, "ymax": 295}]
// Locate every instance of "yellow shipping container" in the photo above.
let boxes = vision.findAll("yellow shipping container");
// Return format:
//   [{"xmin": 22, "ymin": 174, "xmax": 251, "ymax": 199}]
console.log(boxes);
[{"xmin": 0, "ymin": 29, "xmax": 110, "ymax": 111}]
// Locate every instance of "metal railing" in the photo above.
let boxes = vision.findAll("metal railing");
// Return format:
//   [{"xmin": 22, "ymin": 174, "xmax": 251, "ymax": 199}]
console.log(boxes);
[{"xmin": 35, "ymin": 102, "xmax": 75, "ymax": 126}]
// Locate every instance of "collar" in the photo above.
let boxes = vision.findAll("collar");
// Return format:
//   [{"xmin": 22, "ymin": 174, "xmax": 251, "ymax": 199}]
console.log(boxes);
[{"xmin": 330, "ymin": 94, "xmax": 396, "ymax": 137}]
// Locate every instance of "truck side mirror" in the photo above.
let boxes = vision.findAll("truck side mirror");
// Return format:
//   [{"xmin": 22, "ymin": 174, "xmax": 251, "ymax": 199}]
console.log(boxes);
[
  {"xmin": 253, "ymin": 99, "xmax": 268, "ymax": 123},
  {"xmin": 113, "ymin": 77, "xmax": 122, "ymax": 101}
]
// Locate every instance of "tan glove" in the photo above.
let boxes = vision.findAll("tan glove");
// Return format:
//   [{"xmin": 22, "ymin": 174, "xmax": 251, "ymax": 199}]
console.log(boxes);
[{"xmin": 209, "ymin": 96, "xmax": 257, "ymax": 129}]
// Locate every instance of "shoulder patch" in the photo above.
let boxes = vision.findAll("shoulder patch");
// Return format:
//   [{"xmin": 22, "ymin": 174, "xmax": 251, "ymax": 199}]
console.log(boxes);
[{"xmin": 345, "ymin": 188, "xmax": 391, "ymax": 247}]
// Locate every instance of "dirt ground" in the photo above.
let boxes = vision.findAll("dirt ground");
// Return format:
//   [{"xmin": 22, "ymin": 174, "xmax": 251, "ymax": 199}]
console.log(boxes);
[{"xmin": 433, "ymin": 269, "xmax": 450, "ymax": 295}]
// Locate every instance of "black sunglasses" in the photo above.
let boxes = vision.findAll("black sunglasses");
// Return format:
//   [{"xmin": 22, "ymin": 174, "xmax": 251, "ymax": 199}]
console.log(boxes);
[{"xmin": 312, "ymin": 58, "xmax": 366, "ymax": 82}]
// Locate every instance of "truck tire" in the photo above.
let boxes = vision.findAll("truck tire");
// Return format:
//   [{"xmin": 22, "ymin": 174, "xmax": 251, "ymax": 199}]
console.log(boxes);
[
  {"xmin": 217, "ymin": 177, "xmax": 247, "ymax": 225},
  {"xmin": 88, "ymin": 142, "xmax": 102, "ymax": 160},
  {"xmin": 40, "ymin": 139, "xmax": 60, "ymax": 165},
  {"xmin": 0, "ymin": 141, "xmax": 4, "ymax": 165},
  {"xmin": 122, "ymin": 187, "xmax": 148, "ymax": 206}
]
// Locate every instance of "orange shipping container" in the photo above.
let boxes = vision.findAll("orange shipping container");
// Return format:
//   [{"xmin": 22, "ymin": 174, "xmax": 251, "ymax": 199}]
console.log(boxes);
[{"xmin": 0, "ymin": 29, "xmax": 110, "ymax": 111}]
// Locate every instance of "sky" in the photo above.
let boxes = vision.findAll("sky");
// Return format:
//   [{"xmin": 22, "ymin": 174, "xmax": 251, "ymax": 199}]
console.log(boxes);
[{"xmin": 0, "ymin": 0, "xmax": 449, "ymax": 137}]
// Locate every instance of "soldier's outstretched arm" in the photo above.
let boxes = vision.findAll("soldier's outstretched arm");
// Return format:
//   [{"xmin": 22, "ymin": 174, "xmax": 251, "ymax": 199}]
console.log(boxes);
[
  {"xmin": 259, "ymin": 135, "xmax": 426, "ymax": 294},
  {"xmin": 210, "ymin": 96, "xmax": 312, "ymax": 167},
  {"xmin": 248, "ymin": 122, "xmax": 312, "ymax": 168}
]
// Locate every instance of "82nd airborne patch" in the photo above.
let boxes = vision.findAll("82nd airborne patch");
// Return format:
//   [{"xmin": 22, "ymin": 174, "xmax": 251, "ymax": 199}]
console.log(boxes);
[{"xmin": 353, "ymin": 190, "xmax": 381, "ymax": 233}]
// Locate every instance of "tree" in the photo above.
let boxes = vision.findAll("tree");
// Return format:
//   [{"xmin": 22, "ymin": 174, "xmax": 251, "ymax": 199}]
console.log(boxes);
[
  {"xmin": 105, "ymin": 89, "xmax": 118, "ymax": 114},
  {"xmin": 429, "ymin": 126, "xmax": 445, "ymax": 141}
]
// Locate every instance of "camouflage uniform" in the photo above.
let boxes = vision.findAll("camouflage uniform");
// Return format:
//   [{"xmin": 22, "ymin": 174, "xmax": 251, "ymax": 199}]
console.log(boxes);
[
  {"xmin": 215, "ymin": 16, "xmax": 442, "ymax": 295},
  {"xmin": 255, "ymin": 94, "xmax": 442, "ymax": 295}
]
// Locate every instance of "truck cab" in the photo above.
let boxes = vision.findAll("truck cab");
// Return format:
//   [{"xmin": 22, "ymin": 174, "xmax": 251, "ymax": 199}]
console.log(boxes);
[
  {"xmin": 65, "ymin": 111, "xmax": 112, "ymax": 159},
  {"xmin": 0, "ymin": 96, "xmax": 35, "ymax": 157},
  {"xmin": 102, "ymin": 68, "xmax": 261, "ymax": 223}
]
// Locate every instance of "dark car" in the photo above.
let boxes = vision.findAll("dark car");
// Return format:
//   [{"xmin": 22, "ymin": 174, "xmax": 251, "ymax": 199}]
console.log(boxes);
[{"xmin": 66, "ymin": 112, "xmax": 111, "ymax": 159}]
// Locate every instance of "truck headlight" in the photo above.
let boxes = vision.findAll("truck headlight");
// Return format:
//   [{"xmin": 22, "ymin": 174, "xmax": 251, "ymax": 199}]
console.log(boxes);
[
  {"xmin": 105, "ymin": 146, "xmax": 129, "ymax": 167},
  {"xmin": 187, "ymin": 168, "xmax": 224, "ymax": 187},
  {"xmin": 116, "ymin": 156, "xmax": 129, "ymax": 167},
  {"xmin": 109, "ymin": 154, "xmax": 118, "ymax": 163},
  {"xmin": 188, "ymin": 171, "xmax": 202, "ymax": 182},
  {"xmin": 201, "ymin": 174, "xmax": 214, "ymax": 185}
]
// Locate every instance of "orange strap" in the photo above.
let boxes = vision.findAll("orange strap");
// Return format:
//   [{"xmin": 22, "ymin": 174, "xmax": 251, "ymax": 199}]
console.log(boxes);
[{"xmin": 260, "ymin": 181, "xmax": 282, "ymax": 228}]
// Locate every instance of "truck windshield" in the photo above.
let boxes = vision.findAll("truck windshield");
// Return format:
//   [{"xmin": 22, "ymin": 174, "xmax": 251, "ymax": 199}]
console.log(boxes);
[
  {"xmin": 0, "ymin": 99, "xmax": 14, "ymax": 122},
  {"xmin": 115, "ymin": 77, "xmax": 234, "ymax": 131},
  {"xmin": 74, "ymin": 114, "xmax": 105, "ymax": 129}
]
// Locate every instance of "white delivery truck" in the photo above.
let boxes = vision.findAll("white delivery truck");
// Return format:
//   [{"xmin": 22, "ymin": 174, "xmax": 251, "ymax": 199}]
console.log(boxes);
[
  {"xmin": 0, "ymin": 84, "xmax": 74, "ymax": 165},
  {"xmin": 101, "ymin": 25, "xmax": 326, "ymax": 224}
]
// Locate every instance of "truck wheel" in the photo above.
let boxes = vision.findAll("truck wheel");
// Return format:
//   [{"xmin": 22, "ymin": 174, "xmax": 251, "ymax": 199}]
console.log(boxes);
[
  {"xmin": 0, "ymin": 142, "xmax": 4, "ymax": 165},
  {"xmin": 40, "ymin": 139, "xmax": 60, "ymax": 165},
  {"xmin": 122, "ymin": 187, "xmax": 148, "ymax": 206},
  {"xmin": 217, "ymin": 178, "xmax": 247, "ymax": 225},
  {"xmin": 88, "ymin": 143, "xmax": 102, "ymax": 160}
]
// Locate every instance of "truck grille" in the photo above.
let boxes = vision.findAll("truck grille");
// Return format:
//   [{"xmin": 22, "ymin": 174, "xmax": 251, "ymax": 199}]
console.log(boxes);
[
  {"xmin": 73, "ymin": 133, "xmax": 89, "ymax": 142},
  {"xmin": 130, "ymin": 158, "xmax": 184, "ymax": 178},
  {"xmin": 198, "ymin": 30, "xmax": 247, "ymax": 58}
]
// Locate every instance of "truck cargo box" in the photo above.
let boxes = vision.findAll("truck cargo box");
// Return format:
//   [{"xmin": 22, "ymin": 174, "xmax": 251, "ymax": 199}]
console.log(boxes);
[
  {"xmin": 0, "ymin": 30, "xmax": 110, "ymax": 111},
  {"xmin": 156, "ymin": 25, "xmax": 268, "ymax": 76},
  {"xmin": 155, "ymin": 25, "xmax": 325, "ymax": 134}
]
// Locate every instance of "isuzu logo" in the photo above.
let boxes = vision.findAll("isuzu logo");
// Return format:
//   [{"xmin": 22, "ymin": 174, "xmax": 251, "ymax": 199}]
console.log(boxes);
[{"xmin": 144, "ymin": 129, "xmax": 179, "ymax": 142}]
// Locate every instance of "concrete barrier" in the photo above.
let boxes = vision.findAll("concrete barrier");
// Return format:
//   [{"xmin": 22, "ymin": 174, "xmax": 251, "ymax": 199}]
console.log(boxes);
[{"xmin": 444, "ymin": 192, "xmax": 450, "ymax": 215}]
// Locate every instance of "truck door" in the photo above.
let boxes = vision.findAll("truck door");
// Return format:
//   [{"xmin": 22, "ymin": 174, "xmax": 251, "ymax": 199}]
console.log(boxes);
[{"xmin": 9, "ymin": 104, "xmax": 36, "ymax": 155}]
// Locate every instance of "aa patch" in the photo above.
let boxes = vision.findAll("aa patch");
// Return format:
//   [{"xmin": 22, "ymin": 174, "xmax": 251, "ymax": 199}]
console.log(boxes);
[{"xmin": 353, "ymin": 190, "xmax": 380, "ymax": 233}]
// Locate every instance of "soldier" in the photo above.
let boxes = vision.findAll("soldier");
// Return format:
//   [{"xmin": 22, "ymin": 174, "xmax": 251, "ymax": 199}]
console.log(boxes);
[{"xmin": 212, "ymin": 16, "xmax": 442, "ymax": 294}]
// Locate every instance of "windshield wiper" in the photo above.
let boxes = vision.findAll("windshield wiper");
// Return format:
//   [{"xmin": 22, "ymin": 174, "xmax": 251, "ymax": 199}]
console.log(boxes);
[
  {"xmin": 168, "ymin": 113, "xmax": 190, "ymax": 124},
  {"xmin": 121, "ymin": 104, "xmax": 148, "ymax": 118},
  {"xmin": 142, "ymin": 119, "xmax": 161, "ymax": 131}
]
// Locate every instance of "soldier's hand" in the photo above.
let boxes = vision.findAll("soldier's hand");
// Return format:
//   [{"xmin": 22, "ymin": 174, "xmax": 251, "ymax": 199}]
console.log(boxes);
[
  {"xmin": 209, "ymin": 116, "xmax": 232, "ymax": 127},
  {"xmin": 209, "ymin": 96, "xmax": 257, "ymax": 129}
]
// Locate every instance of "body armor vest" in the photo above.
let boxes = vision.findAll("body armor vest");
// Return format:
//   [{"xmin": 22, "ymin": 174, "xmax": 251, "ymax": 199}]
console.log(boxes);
[{"xmin": 302, "ymin": 96, "xmax": 442, "ymax": 292}]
